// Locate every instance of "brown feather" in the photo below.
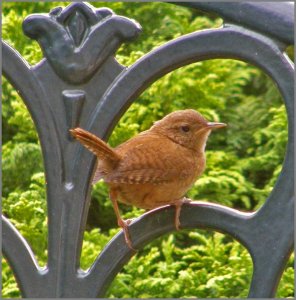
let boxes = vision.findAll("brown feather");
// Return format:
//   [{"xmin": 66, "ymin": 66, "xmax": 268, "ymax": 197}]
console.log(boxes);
[
  {"xmin": 70, "ymin": 128, "xmax": 120, "ymax": 163},
  {"xmin": 70, "ymin": 110, "xmax": 226, "ymax": 249},
  {"xmin": 104, "ymin": 133, "xmax": 199, "ymax": 184}
]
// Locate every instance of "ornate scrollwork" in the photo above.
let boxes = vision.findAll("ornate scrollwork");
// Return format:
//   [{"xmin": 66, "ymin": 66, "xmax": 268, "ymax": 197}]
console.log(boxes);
[
  {"xmin": 2, "ymin": 2, "xmax": 293, "ymax": 298},
  {"xmin": 23, "ymin": 2, "xmax": 141, "ymax": 84}
]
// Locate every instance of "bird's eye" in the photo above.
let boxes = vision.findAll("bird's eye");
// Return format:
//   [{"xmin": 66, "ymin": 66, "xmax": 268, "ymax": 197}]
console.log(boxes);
[{"xmin": 181, "ymin": 125, "xmax": 190, "ymax": 132}]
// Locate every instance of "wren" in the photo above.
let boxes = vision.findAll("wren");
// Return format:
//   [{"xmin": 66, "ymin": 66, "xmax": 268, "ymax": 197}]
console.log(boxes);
[{"xmin": 70, "ymin": 109, "xmax": 226, "ymax": 250}]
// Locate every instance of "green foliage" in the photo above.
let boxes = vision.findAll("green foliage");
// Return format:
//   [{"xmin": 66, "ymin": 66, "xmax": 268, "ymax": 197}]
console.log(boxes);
[
  {"xmin": 2, "ymin": 77, "xmax": 40, "ymax": 145},
  {"xmin": 107, "ymin": 231, "xmax": 253, "ymax": 298},
  {"xmin": 2, "ymin": 259, "xmax": 19, "ymax": 299},
  {"xmin": 277, "ymin": 254, "xmax": 295, "ymax": 298},
  {"xmin": 80, "ymin": 228, "xmax": 112, "ymax": 270},
  {"xmin": 2, "ymin": 142, "xmax": 43, "ymax": 196},
  {"xmin": 2, "ymin": 1, "xmax": 293, "ymax": 298},
  {"xmin": 3, "ymin": 172, "xmax": 48, "ymax": 263}
]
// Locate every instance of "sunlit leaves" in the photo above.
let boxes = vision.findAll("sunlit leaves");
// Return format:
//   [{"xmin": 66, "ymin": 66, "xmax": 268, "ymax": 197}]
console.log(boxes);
[
  {"xmin": 2, "ymin": 1, "xmax": 292, "ymax": 298},
  {"xmin": 107, "ymin": 232, "xmax": 253, "ymax": 298}
]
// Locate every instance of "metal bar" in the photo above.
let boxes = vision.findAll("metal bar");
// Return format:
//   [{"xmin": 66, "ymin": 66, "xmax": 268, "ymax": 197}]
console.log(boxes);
[
  {"xmin": 174, "ymin": 2, "xmax": 294, "ymax": 44},
  {"xmin": 2, "ymin": 2, "xmax": 294, "ymax": 298}
]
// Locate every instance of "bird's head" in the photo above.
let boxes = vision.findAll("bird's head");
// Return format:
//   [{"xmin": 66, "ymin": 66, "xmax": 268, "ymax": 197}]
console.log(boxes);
[{"xmin": 150, "ymin": 109, "xmax": 226, "ymax": 152}]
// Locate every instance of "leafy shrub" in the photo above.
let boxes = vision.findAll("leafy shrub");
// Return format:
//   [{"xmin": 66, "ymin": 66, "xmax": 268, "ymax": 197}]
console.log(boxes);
[
  {"xmin": 107, "ymin": 231, "xmax": 253, "ymax": 298},
  {"xmin": 2, "ymin": 2, "xmax": 293, "ymax": 298}
]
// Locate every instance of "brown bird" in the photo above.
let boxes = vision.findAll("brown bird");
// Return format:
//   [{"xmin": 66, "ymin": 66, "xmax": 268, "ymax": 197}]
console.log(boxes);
[{"xmin": 70, "ymin": 109, "xmax": 226, "ymax": 249}]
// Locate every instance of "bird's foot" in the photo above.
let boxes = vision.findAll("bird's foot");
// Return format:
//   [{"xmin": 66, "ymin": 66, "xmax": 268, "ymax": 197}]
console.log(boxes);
[
  {"xmin": 117, "ymin": 218, "xmax": 137, "ymax": 251},
  {"xmin": 125, "ymin": 218, "xmax": 134, "ymax": 225},
  {"xmin": 181, "ymin": 197, "xmax": 192, "ymax": 204},
  {"xmin": 174, "ymin": 197, "xmax": 192, "ymax": 231}
]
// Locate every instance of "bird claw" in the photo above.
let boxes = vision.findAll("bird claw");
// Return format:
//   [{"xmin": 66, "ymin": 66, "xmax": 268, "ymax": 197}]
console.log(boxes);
[
  {"xmin": 181, "ymin": 197, "xmax": 192, "ymax": 204},
  {"xmin": 174, "ymin": 197, "xmax": 192, "ymax": 231},
  {"xmin": 125, "ymin": 218, "xmax": 134, "ymax": 225},
  {"xmin": 117, "ymin": 218, "xmax": 137, "ymax": 251},
  {"xmin": 117, "ymin": 218, "xmax": 134, "ymax": 227},
  {"xmin": 175, "ymin": 217, "xmax": 181, "ymax": 231}
]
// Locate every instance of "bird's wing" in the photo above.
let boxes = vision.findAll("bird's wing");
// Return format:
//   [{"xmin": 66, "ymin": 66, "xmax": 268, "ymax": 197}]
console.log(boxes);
[{"xmin": 104, "ymin": 135, "xmax": 196, "ymax": 184}]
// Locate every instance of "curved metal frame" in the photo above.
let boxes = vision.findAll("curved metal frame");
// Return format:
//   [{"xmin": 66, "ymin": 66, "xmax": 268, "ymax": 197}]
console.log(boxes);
[{"xmin": 2, "ymin": 2, "xmax": 294, "ymax": 298}]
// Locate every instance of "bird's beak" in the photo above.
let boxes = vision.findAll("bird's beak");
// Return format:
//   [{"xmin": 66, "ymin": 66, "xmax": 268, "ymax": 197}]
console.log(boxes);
[{"xmin": 206, "ymin": 122, "xmax": 227, "ymax": 129}]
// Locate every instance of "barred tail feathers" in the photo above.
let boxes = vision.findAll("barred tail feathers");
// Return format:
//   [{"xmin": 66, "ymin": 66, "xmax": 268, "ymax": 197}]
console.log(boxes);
[{"xmin": 70, "ymin": 128, "xmax": 120, "ymax": 162}]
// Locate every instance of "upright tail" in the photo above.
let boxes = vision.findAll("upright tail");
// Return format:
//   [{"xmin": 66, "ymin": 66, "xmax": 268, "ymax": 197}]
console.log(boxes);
[{"xmin": 70, "ymin": 128, "xmax": 120, "ymax": 163}]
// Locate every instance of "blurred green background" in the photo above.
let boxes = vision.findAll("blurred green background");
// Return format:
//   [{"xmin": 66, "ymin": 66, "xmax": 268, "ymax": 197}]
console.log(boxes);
[{"xmin": 2, "ymin": 2, "xmax": 294, "ymax": 298}]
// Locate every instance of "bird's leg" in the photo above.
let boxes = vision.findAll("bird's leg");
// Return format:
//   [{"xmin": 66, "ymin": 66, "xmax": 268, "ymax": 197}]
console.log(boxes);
[
  {"xmin": 109, "ymin": 190, "xmax": 136, "ymax": 251},
  {"xmin": 174, "ymin": 197, "xmax": 192, "ymax": 230}
]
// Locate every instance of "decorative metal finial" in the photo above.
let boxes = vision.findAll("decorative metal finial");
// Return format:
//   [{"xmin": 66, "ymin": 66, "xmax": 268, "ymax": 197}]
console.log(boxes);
[{"xmin": 23, "ymin": 2, "xmax": 142, "ymax": 84}]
